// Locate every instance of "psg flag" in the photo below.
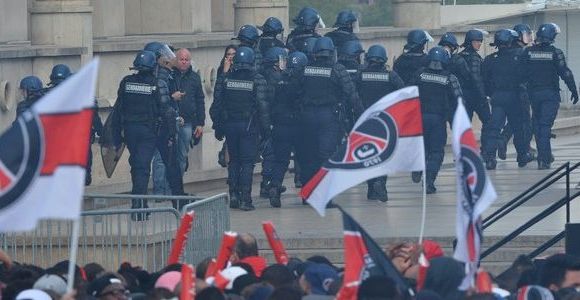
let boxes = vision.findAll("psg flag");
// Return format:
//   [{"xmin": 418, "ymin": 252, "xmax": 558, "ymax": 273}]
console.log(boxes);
[
  {"xmin": 337, "ymin": 206, "xmax": 414, "ymax": 299},
  {"xmin": 301, "ymin": 86, "xmax": 425, "ymax": 216},
  {"xmin": 451, "ymin": 98, "xmax": 497, "ymax": 289},
  {"xmin": 0, "ymin": 59, "xmax": 99, "ymax": 232}
]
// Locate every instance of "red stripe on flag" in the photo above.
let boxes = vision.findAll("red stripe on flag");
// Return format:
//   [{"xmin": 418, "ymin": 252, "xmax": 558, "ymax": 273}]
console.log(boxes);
[
  {"xmin": 300, "ymin": 168, "xmax": 329, "ymax": 200},
  {"xmin": 40, "ymin": 109, "xmax": 93, "ymax": 175},
  {"xmin": 461, "ymin": 129, "xmax": 479, "ymax": 151},
  {"xmin": 467, "ymin": 223, "xmax": 476, "ymax": 261},
  {"xmin": 0, "ymin": 168, "xmax": 12, "ymax": 190},
  {"xmin": 385, "ymin": 97, "xmax": 423, "ymax": 137}
]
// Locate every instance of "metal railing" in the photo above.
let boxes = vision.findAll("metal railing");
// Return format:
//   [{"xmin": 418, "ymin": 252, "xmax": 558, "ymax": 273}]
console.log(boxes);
[
  {"xmin": 481, "ymin": 161, "xmax": 580, "ymax": 260},
  {"xmin": 0, "ymin": 193, "xmax": 229, "ymax": 271}
]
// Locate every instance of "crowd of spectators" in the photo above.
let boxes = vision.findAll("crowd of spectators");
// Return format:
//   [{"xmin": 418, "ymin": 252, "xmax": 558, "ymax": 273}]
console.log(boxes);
[{"xmin": 1, "ymin": 234, "xmax": 579, "ymax": 299}]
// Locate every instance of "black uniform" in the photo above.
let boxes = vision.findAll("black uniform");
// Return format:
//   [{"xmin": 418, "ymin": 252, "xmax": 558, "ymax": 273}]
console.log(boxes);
[
  {"xmin": 356, "ymin": 64, "xmax": 405, "ymax": 201},
  {"xmin": 297, "ymin": 57, "xmax": 362, "ymax": 185},
  {"xmin": 482, "ymin": 47, "xmax": 531, "ymax": 166},
  {"xmin": 257, "ymin": 35, "xmax": 286, "ymax": 55},
  {"xmin": 458, "ymin": 47, "xmax": 493, "ymax": 160},
  {"xmin": 325, "ymin": 29, "xmax": 359, "ymax": 57},
  {"xmin": 410, "ymin": 67, "xmax": 462, "ymax": 190},
  {"xmin": 393, "ymin": 50, "xmax": 429, "ymax": 85},
  {"xmin": 286, "ymin": 29, "xmax": 321, "ymax": 52},
  {"xmin": 210, "ymin": 68, "xmax": 270, "ymax": 210},
  {"xmin": 522, "ymin": 43, "xmax": 578, "ymax": 166}
]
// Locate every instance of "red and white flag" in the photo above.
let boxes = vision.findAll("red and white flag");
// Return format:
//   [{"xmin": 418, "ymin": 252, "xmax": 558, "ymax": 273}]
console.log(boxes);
[
  {"xmin": 0, "ymin": 59, "xmax": 99, "ymax": 232},
  {"xmin": 451, "ymin": 99, "xmax": 497, "ymax": 289},
  {"xmin": 301, "ymin": 86, "xmax": 424, "ymax": 216}
]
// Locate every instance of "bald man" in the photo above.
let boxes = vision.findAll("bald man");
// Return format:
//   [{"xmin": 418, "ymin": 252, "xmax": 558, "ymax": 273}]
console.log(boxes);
[{"xmin": 170, "ymin": 48, "xmax": 206, "ymax": 177}]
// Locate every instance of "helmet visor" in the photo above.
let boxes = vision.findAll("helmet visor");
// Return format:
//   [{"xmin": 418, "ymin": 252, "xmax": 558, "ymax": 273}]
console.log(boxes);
[
  {"xmin": 278, "ymin": 54, "xmax": 287, "ymax": 70},
  {"xmin": 424, "ymin": 31, "xmax": 435, "ymax": 43},
  {"xmin": 316, "ymin": 15, "xmax": 326, "ymax": 30},
  {"xmin": 551, "ymin": 23, "xmax": 562, "ymax": 34},
  {"xmin": 158, "ymin": 44, "xmax": 176, "ymax": 61},
  {"xmin": 352, "ymin": 20, "xmax": 360, "ymax": 34}
]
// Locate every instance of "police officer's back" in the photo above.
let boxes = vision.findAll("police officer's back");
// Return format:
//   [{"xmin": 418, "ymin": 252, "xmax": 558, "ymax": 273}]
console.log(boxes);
[
  {"xmin": 297, "ymin": 37, "xmax": 362, "ymax": 185},
  {"xmin": 522, "ymin": 23, "xmax": 578, "ymax": 169},
  {"xmin": 393, "ymin": 29, "xmax": 432, "ymax": 85},
  {"xmin": 15, "ymin": 76, "xmax": 44, "ymax": 118},
  {"xmin": 257, "ymin": 17, "xmax": 286, "ymax": 55},
  {"xmin": 286, "ymin": 7, "xmax": 322, "ymax": 52},
  {"xmin": 356, "ymin": 45, "xmax": 404, "ymax": 202},
  {"xmin": 458, "ymin": 29, "xmax": 488, "ymax": 111},
  {"xmin": 325, "ymin": 10, "xmax": 359, "ymax": 57},
  {"xmin": 410, "ymin": 47, "xmax": 462, "ymax": 194},
  {"xmin": 210, "ymin": 46, "xmax": 270, "ymax": 211},
  {"xmin": 299, "ymin": 37, "xmax": 319, "ymax": 63},
  {"xmin": 338, "ymin": 40, "xmax": 364, "ymax": 82}
]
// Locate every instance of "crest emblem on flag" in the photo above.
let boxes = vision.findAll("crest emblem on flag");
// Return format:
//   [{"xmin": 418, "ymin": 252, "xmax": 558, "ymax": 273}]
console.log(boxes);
[
  {"xmin": 0, "ymin": 113, "xmax": 43, "ymax": 207},
  {"xmin": 327, "ymin": 111, "xmax": 398, "ymax": 170}
]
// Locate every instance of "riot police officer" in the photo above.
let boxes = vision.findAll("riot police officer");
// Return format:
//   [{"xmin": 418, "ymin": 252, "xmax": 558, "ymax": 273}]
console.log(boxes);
[
  {"xmin": 210, "ymin": 46, "xmax": 271, "ymax": 211},
  {"xmin": 409, "ymin": 47, "xmax": 463, "ymax": 194},
  {"xmin": 393, "ymin": 29, "xmax": 432, "ymax": 85},
  {"xmin": 325, "ymin": 10, "xmax": 359, "ymax": 57},
  {"xmin": 286, "ymin": 7, "xmax": 322, "ymax": 52},
  {"xmin": 438, "ymin": 32, "xmax": 470, "ymax": 122},
  {"xmin": 482, "ymin": 29, "xmax": 534, "ymax": 170},
  {"xmin": 257, "ymin": 17, "xmax": 285, "ymax": 55},
  {"xmin": 15, "ymin": 76, "xmax": 44, "ymax": 117},
  {"xmin": 338, "ymin": 40, "xmax": 364, "ymax": 81},
  {"xmin": 262, "ymin": 47, "xmax": 300, "ymax": 208},
  {"xmin": 522, "ymin": 23, "xmax": 578, "ymax": 169},
  {"xmin": 458, "ymin": 29, "xmax": 494, "ymax": 164},
  {"xmin": 47, "ymin": 64, "xmax": 103, "ymax": 186},
  {"xmin": 234, "ymin": 25, "xmax": 263, "ymax": 71},
  {"xmin": 497, "ymin": 24, "xmax": 535, "ymax": 161},
  {"xmin": 300, "ymin": 37, "xmax": 319, "ymax": 62},
  {"xmin": 297, "ymin": 37, "xmax": 362, "ymax": 188},
  {"xmin": 356, "ymin": 45, "xmax": 405, "ymax": 201}
]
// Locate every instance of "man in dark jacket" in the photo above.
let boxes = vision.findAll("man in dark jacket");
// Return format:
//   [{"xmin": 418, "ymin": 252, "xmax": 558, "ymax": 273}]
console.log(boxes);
[{"xmin": 171, "ymin": 48, "xmax": 205, "ymax": 176}]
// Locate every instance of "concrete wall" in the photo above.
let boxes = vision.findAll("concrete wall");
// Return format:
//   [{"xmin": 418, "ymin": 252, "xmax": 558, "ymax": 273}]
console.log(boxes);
[
  {"xmin": 441, "ymin": 3, "xmax": 529, "ymax": 26},
  {"xmin": 0, "ymin": 0, "xmax": 28, "ymax": 43},
  {"xmin": 124, "ymin": 0, "xmax": 211, "ymax": 35},
  {"xmin": 212, "ymin": 0, "xmax": 236, "ymax": 32}
]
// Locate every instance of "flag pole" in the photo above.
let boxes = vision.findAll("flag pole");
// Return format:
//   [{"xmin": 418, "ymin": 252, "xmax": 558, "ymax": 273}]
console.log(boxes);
[
  {"xmin": 418, "ymin": 172, "xmax": 427, "ymax": 244},
  {"xmin": 67, "ymin": 218, "xmax": 80, "ymax": 292}
]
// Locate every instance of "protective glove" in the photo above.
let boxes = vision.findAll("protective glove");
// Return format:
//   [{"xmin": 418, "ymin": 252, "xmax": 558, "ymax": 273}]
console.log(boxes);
[{"xmin": 571, "ymin": 90, "xmax": 579, "ymax": 105}]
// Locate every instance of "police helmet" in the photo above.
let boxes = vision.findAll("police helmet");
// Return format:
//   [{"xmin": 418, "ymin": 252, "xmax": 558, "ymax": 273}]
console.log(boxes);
[
  {"xmin": 462, "ymin": 29, "xmax": 487, "ymax": 47},
  {"xmin": 288, "ymin": 51, "xmax": 308, "ymax": 70},
  {"xmin": 313, "ymin": 37, "xmax": 335, "ymax": 57},
  {"xmin": 235, "ymin": 25, "xmax": 260, "ymax": 44},
  {"xmin": 438, "ymin": 32, "xmax": 459, "ymax": 50},
  {"xmin": 131, "ymin": 50, "xmax": 157, "ymax": 71},
  {"xmin": 144, "ymin": 41, "xmax": 176, "ymax": 61},
  {"xmin": 293, "ymin": 7, "xmax": 320, "ymax": 30},
  {"xmin": 302, "ymin": 37, "xmax": 319, "ymax": 58},
  {"xmin": 19, "ymin": 76, "xmax": 44, "ymax": 96},
  {"xmin": 259, "ymin": 17, "xmax": 284, "ymax": 35},
  {"xmin": 536, "ymin": 23, "xmax": 560, "ymax": 44},
  {"xmin": 49, "ymin": 64, "xmax": 72, "ymax": 86},
  {"xmin": 334, "ymin": 10, "xmax": 357, "ymax": 28},
  {"xmin": 144, "ymin": 41, "xmax": 164, "ymax": 53},
  {"xmin": 365, "ymin": 45, "xmax": 388, "ymax": 64},
  {"xmin": 340, "ymin": 40, "xmax": 364, "ymax": 58},
  {"xmin": 233, "ymin": 46, "xmax": 256, "ymax": 70},
  {"xmin": 263, "ymin": 47, "xmax": 288, "ymax": 64},
  {"xmin": 490, "ymin": 29, "xmax": 515, "ymax": 48},
  {"xmin": 513, "ymin": 24, "xmax": 532, "ymax": 36},
  {"xmin": 404, "ymin": 29, "xmax": 434, "ymax": 51},
  {"xmin": 428, "ymin": 47, "xmax": 450, "ymax": 64}
]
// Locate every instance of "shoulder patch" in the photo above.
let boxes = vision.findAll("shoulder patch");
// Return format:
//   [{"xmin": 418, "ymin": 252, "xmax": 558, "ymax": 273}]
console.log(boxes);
[
  {"xmin": 304, "ymin": 66, "xmax": 332, "ymax": 77},
  {"xmin": 225, "ymin": 79, "xmax": 254, "ymax": 91},
  {"xmin": 125, "ymin": 82, "xmax": 156, "ymax": 95},
  {"xmin": 361, "ymin": 72, "xmax": 390, "ymax": 82}
]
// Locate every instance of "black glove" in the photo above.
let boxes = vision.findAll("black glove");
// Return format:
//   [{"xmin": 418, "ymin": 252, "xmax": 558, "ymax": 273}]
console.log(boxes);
[
  {"xmin": 571, "ymin": 90, "xmax": 579, "ymax": 105},
  {"xmin": 214, "ymin": 128, "xmax": 225, "ymax": 141}
]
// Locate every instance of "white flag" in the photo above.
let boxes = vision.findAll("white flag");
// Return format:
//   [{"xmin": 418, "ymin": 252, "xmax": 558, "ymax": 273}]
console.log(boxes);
[
  {"xmin": 451, "ymin": 99, "xmax": 497, "ymax": 289},
  {"xmin": 0, "ymin": 59, "xmax": 99, "ymax": 232},
  {"xmin": 301, "ymin": 86, "xmax": 425, "ymax": 216}
]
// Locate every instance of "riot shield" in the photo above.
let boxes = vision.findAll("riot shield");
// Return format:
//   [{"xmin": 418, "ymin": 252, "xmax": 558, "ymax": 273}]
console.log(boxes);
[{"xmin": 99, "ymin": 109, "xmax": 125, "ymax": 178}]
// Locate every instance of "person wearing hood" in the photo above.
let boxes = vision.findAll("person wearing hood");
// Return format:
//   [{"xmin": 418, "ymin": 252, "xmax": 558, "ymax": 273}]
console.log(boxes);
[
  {"xmin": 286, "ymin": 7, "xmax": 322, "ymax": 53},
  {"xmin": 482, "ymin": 29, "xmax": 534, "ymax": 170},
  {"xmin": 325, "ymin": 10, "xmax": 360, "ymax": 57}
]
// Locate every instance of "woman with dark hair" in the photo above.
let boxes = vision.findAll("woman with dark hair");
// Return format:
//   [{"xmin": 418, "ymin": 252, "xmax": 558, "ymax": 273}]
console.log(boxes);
[{"xmin": 216, "ymin": 45, "xmax": 237, "ymax": 168}]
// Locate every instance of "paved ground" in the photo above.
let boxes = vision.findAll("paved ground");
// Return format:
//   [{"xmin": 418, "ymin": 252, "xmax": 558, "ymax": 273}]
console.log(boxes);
[{"xmin": 189, "ymin": 135, "xmax": 580, "ymax": 241}]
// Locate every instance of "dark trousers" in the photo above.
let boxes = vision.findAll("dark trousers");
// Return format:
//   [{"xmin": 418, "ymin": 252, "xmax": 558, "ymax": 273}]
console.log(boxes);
[
  {"xmin": 489, "ymin": 91, "xmax": 529, "ymax": 161},
  {"xmin": 260, "ymin": 137, "xmax": 275, "ymax": 183},
  {"xmin": 530, "ymin": 89, "xmax": 560, "ymax": 164},
  {"xmin": 464, "ymin": 89, "xmax": 493, "ymax": 159},
  {"xmin": 297, "ymin": 106, "xmax": 342, "ymax": 185},
  {"xmin": 423, "ymin": 113, "xmax": 447, "ymax": 182},
  {"xmin": 224, "ymin": 120, "xmax": 258, "ymax": 187},
  {"xmin": 270, "ymin": 118, "xmax": 299, "ymax": 186},
  {"xmin": 500, "ymin": 95, "xmax": 533, "ymax": 150}
]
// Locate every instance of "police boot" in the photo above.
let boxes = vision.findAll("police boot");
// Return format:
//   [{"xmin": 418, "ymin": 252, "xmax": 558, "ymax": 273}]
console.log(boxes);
[
  {"xmin": 426, "ymin": 173, "xmax": 437, "ymax": 194},
  {"xmin": 131, "ymin": 199, "xmax": 150, "ymax": 222},
  {"xmin": 497, "ymin": 138, "xmax": 508, "ymax": 161},
  {"xmin": 268, "ymin": 185, "xmax": 282, "ymax": 208},
  {"xmin": 485, "ymin": 158, "xmax": 497, "ymax": 170},
  {"xmin": 411, "ymin": 171, "xmax": 423, "ymax": 183},
  {"xmin": 260, "ymin": 181, "xmax": 270, "ymax": 198},
  {"xmin": 229, "ymin": 186, "xmax": 240, "ymax": 209},
  {"xmin": 85, "ymin": 173, "xmax": 92, "ymax": 186},
  {"xmin": 517, "ymin": 152, "xmax": 535, "ymax": 168},
  {"xmin": 239, "ymin": 186, "xmax": 255, "ymax": 211},
  {"xmin": 538, "ymin": 161, "xmax": 551, "ymax": 170}
]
